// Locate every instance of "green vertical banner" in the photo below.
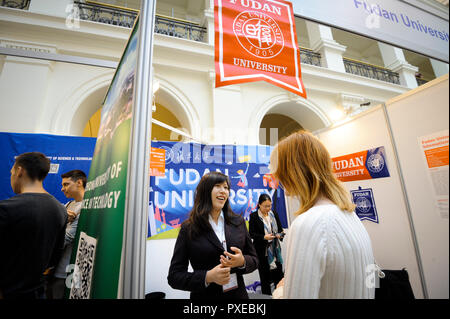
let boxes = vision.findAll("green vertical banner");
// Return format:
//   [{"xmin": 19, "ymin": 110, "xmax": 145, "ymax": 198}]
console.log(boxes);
[{"xmin": 68, "ymin": 19, "xmax": 139, "ymax": 299}]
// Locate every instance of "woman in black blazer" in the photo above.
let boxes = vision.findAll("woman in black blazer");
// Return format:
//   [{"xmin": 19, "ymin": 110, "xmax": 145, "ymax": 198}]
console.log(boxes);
[
  {"xmin": 167, "ymin": 172, "xmax": 258, "ymax": 299},
  {"xmin": 249, "ymin": 194, "xmax": 285, "ymax": 295}
]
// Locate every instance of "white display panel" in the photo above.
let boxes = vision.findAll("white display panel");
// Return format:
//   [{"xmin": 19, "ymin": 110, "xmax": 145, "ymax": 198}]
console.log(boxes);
[
  {"xmin": 385, "ymin": 74, "xmax": 449, "ymax": 299},
  {"xmin": 316, "ymin": 106, "xmax": 425, "ymax": 298}
]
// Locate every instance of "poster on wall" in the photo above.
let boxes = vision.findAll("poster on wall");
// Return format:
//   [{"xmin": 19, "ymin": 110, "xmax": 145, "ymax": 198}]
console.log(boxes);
[
  {"xmin": 418, "ymin": 129, "xmax": 449, "ymax": 219},
  {"xmin": 0, "ymin": 132, "xmax": 96, "ymax": 204},
  {"xmin": 148, "ymin": 141, "xmax": 288, "ymax": 239},
  {"xmin": 214, "ymin": 0, "xmax": 306, "ymax": 97},
  {"xmin": 149, "ymin": 147, "xmax": 166, "ymax": 177},
  {"xmin": 69, "ymin": 19, "xmax": 139, "ymax": 298},
  {"xmin": 332, "ymin": 146, "xmax": 390, "ymax": 182},
  {"xmin": 350, "ymin": 186, "xmax": 379, "ymax": 223}
]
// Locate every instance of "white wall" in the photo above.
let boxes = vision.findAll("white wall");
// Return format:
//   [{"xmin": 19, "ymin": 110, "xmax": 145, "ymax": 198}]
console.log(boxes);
[{"xmin": 0, "ymin": 56, "xmax": 52, "ymax": 133}]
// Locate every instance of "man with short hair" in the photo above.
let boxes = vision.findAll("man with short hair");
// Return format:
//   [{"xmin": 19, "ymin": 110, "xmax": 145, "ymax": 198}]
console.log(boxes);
[
  {"xmin": 48, "ymin": 169, "xmax": 86, "ymax": 299},
  {"xmin": 0, "ymin": 152, "xmax": 67, "ymax": 299}
]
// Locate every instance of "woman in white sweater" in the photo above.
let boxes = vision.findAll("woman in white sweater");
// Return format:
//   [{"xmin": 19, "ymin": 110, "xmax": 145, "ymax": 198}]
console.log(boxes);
[{"xmin": 270, "ymin": 130, "xmax": 375, "ymax": 299}]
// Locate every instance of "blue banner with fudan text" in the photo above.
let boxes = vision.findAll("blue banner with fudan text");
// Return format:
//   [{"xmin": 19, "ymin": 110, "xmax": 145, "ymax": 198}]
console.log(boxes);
[{"xmin": 148, "ymin": 141, "xmax": 288, "ymax": 239}]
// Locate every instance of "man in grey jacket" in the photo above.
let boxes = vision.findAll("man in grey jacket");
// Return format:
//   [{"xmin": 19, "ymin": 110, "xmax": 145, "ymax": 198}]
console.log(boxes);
[{"xmin": 48, "ymin": 169, "xmax": 86, "ymax": 299}]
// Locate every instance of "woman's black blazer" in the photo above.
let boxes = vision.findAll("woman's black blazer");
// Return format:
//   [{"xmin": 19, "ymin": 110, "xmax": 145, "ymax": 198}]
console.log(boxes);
[
  {"xmin": 167, "ymin": 214, "xmax": 258, "ymax": 299},
  {"xmin": 248, "ymin": 210, "xmax": 284, "ymax": 262}
]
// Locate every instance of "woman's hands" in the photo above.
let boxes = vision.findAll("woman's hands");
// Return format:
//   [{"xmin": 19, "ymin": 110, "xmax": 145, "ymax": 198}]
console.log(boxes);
[
  {"xmin": 206, "ymin": 247, "xmax": 246, "ymax": 286},
  {"xmin": 264, "ymin": 234, "xmax": 276, "ymax": 241},
  {"xmin": 220, "ymin": 247, "xmax": 245, "ymax": 268},
  {"xmin": 206, "ymin": 264, "xmax": 230, "ymax": 286}
]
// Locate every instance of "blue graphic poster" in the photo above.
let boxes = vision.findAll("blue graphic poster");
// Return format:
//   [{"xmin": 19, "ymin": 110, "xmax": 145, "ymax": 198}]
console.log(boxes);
[
  {"xmin": 351, "ymin": 186, "xmax": 379, "ymax": 223},
  {"xmin": 0, "ymin": 132, "xmax": 96, "ymax": 204},
  {"xmin": 148, "ymin": 141, "xmax": 288, "ymax": 239}
]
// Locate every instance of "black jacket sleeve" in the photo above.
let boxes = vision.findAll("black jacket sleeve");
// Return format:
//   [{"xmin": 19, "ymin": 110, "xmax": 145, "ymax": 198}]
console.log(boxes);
[
  {"xmin": 167, "ymin": 224, "xmax": 208, "ymax": 292},
  {"xmin": 236, "ymin": 221, "xmax": 258, "ymax": 275},
  {"xmin": 273, "ymin": 210, "xmax": 285, "ymax": 242},
  {"xmin": 248, "ymin": 212, "xmax": 265, "ymax": 242}
]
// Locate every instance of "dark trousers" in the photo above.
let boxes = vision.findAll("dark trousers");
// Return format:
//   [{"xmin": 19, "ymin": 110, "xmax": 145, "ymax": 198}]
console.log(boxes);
[
  {"xmin": 2, "ymin": 286, "xmax": 46, "ymax": 299},
  {"xmin": 258, "ymin": 260, "xmax": 283, "ymax": 295},
  {"xmin": 46, "ymin": 277, "xmax": 66, "ymax": 299}
]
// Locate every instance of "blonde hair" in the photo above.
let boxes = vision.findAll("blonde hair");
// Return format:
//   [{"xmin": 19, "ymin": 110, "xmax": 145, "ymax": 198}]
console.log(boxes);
[{"xmin": 271, "ymin": 130, "xmax": 355, "ymax": 215}]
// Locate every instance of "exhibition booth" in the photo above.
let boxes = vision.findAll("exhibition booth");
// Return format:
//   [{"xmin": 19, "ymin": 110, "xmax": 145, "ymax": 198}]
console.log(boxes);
[
  {"xmin": 0, "ymin": 0, "xmax": 448, "ymax": 301},
  {"xmin": 0, "ymin": 74, "xmax": 447, "ymax": 299}
]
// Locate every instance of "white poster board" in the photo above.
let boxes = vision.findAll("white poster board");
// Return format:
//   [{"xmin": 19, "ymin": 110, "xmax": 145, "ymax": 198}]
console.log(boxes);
[
  {"xmin": 417, "ymin": 129, "xmax": 449, "ymax": 219},
  {"xmin": 315, "ymin": 106, "xmax": 425, "ymax": 298},
  {"xmin": 385, "ymin": 74, "xmax": 449, "ymax": 299}
]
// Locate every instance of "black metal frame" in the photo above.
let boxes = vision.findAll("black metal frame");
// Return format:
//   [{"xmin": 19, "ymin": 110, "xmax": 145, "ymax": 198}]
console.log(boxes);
[
  {"xmin": 299, "ymin": 47, "xmax": 321, "ymax": 67},
  {"xmin": 0, "ymin": 0, "xmax": 30, "ymax": 10},
  {"xmin": 74, "ymin": 1, "xmax": 138, "ymax": 28},
  {"xmin": 154, "ymin": 15, "xmax": 206, "ymax": 42},
  {"xmin": 73, "ymin": 1, "xmax": 207, "ymax": 42},
  {"xmin": 416, "ymin": 77, "xmax": 428, "ymax": 86},
  {"xmin": 343, "ymin": 58, "xmax": 400, "ymax": 85}
]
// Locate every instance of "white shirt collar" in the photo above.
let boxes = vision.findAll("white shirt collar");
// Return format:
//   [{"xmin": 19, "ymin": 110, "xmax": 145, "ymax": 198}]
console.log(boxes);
[
  {"xmin": 258, "ymin": 209, "xmax": 273, "ymax": 235},
  {"xmin": 209, "ymin": 210, "xmax": 225, "ymax": 243},
  {"xmin": 209, "ymin": 210, "xmax": 224, "ymax": 227}
]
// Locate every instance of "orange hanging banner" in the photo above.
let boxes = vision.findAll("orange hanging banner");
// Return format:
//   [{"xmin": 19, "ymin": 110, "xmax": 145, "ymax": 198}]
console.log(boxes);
[{"xmin": 215, "ymin": 0, "xmax": 306, "ymax": 97}]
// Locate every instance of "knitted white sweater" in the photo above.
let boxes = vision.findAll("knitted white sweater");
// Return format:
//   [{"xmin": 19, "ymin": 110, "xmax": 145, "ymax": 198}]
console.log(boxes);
[{"xmin": 279, "ymin": 201, "xmax": 375, "ymax": 299}]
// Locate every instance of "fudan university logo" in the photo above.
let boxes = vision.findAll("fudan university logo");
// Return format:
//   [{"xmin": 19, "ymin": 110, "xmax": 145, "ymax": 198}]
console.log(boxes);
[
  {"xmin": 215, "ymin": 0, "xmax": 307, "ymax": 97},
  {"xmin": 233, "ymin": 10, "xmax": 284, "ymax": 59}
]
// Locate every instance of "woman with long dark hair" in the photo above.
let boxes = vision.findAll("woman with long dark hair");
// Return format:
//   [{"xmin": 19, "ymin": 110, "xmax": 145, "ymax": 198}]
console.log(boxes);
[
  {"xmin": 249, "ymin": 194, "xmax": 285, "ymax": 295},
  {"xmin": 167, "ymin": 172, "xmax": 258, "ymax": 299}
]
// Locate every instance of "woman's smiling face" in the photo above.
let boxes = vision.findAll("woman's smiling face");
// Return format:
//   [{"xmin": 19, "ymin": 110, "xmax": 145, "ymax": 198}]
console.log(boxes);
[{"xmin": 211, "ymin": 181, "xmax": 229, "ymax": 211}]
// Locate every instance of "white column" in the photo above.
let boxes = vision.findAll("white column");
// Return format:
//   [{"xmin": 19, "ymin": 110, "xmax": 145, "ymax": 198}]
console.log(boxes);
[
  {"xmin": 378, "ymin": 42, "xmax": 418, "ymax": 89},
  {"xmin": 29, "ymin": 0, "xmax": 73, "ymax": 18},
  {"xmin": 305, "ymin": 21, "xmax": 347, "ymax": 73},
  {"xmin": 202, "ymin": 0, "xmax": 215, "ymax": 45},
  {"xmin": 0, "ymin": 41, "xmax": 53, "ymax": 133},
  {"xmin": 430, "ymin": 59, "xmax": 449, "ymax": 78}
]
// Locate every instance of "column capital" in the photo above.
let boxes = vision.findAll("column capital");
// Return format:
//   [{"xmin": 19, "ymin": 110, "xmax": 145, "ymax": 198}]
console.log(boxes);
[
  {"xmin": 202, "ymin": 6, "xmax": 215, "ymax": 45},
  {"xmin": 0, "ymin": 39, "xmax": 56, "ymax": 69},
  {"xmin": 201, "ymin": 7, "xmax": 214, "ymax": 24},
  {"xmin": 311, "ymin": 38, "xmax": 347, "ymax": 55},
  {"xmin": 388, "ymin": 60, "xmax": 419, "ymax": 74}
]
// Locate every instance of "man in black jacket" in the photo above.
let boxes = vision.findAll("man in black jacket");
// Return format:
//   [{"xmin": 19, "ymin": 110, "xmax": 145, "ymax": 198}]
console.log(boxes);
[{"xmin": 0, "ymin": 152, "xmax": 67, "ymax": 299}]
